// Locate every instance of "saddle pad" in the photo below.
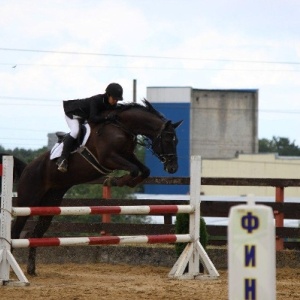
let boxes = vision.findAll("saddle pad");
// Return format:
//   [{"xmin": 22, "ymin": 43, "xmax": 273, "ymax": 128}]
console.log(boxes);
[{"xmin": 50, "ymin": 123, "xmax": 91, "ymax": 160}]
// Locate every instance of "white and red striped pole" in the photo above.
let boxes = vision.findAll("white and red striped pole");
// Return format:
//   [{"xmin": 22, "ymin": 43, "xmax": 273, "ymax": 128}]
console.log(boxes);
[
  {"xmin": 12, "ymin": 234, "xmax": 192, "ymax": 248},
  {"xmin": 228, "ymin": 196, "xmax": 276, "ymax": 300},
  {"xmin": 12, "ymin": 205, "xmax": 194, "ymax": 216}
]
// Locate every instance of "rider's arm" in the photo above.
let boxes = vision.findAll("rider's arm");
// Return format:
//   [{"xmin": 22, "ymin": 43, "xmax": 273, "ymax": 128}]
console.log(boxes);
[{"xmin": 88, "ymin": 95, "xmax": 107, "ymax": 123}]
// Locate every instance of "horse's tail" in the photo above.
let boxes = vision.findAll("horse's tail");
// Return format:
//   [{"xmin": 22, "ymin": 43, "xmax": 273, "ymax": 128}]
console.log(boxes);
[{"xmin": 0, "ymin": 153, "xmax": 27, "ymax": 182}]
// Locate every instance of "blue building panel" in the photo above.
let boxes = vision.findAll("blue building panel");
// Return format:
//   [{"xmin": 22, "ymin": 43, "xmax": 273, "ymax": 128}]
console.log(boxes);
[{"xmin": 144, "ymin": 102, "xmax": 190, "ymax": 194}]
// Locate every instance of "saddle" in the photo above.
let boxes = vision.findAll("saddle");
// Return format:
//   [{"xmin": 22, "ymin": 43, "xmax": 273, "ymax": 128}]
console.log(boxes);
[
  {"xmin": 56, "ymin": 123, "xmax": 88, "ymax": 148},
  {"xmin": 50, "ymin": 124, "xmax": 112, "ymax": 175}
]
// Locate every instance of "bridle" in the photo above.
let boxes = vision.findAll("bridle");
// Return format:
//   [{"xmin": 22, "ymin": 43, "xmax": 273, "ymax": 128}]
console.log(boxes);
[
  {"xmin": 107, "ymin": 118, "xmax": 177, "ymax": 164},
  {"xmin": 145, "ymin": 121, "xmax": 178, "ymax": 164}
]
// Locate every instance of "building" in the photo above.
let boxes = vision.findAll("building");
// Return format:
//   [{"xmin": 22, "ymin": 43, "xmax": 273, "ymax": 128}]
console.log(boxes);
[
  {"xmin": 202, "ymin": 153, "xmax": 300, "ymax": 197},
  {"xmin": 145, "ymin": 86, "xmax": 259, "ymax": 194},
  {"xmin": 47, "ymin": 133, "xmax": 57, "ymax": 150}
]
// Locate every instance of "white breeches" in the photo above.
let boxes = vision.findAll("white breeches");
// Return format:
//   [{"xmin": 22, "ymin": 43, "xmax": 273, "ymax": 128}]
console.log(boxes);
[{"xmin": 65, "ymin": 115, "xmax": 80, "ymax": 138}]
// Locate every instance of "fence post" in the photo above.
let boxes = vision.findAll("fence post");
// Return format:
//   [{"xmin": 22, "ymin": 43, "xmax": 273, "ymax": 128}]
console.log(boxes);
[
  {"xmin": 100, "ymin": 186, "xmax": 111, "ymax": 235},
  {"xmin": 275, "ymin": 186, "xmax": 284, "ymax": 251},
  {"xmin": 102, "ymin": 186, "xmax": 111, "ymax": 223},
  {"xmin": 0, "ymin": 156, "xmax": 29, "ymax": 285},
  {"xmin": 163, "ymin": 214, "xmax": 172, "ymax": 225},
  {"xmin": 168, "ymin": 156, "xmax": 219, "ymax": 279},
  {"xmin": 188, "ymin": 155, "xmax": 201, "ymax": 274}
]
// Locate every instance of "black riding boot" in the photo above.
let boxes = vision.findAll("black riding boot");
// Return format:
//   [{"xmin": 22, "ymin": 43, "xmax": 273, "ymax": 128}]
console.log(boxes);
[{"xmin": 56, "ymin": 135, "xmax": 76, "ymax": 173}]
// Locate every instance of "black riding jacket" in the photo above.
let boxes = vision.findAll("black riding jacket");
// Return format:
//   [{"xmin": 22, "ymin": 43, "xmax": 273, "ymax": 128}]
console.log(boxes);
[{"xmin": 63, "ymin": 94, "xmax": 116, "ymax": 123}]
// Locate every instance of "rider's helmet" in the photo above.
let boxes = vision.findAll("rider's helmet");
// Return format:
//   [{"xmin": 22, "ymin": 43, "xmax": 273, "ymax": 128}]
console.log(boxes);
[{"xmin": 105, "ymin": 83, "xmax": 123, "ymax": 100}]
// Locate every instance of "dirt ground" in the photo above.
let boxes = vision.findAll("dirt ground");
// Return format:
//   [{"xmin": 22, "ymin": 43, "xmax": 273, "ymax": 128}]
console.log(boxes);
[{"xmin": 1, "ymin": 264, "xmax": 299, "ymax": 300}]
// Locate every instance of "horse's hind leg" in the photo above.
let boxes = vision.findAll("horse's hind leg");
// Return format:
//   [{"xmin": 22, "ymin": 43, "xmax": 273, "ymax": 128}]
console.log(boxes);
[
  {"xmin": 11, "ymin": 216, "xmax": 30, "ymax": 239},
  {"xmin": 27, "ymin": 215, "xmax": 55, "ymax": 276},
  {"xmin": 26, "ymin": 188, "xmax": 69, "ymax": 276}
]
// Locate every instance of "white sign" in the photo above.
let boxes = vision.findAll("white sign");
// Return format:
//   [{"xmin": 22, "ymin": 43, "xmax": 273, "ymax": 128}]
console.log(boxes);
[{"xmin": 228, "ymin": 198, "xmax": 276, "ymax": 299}]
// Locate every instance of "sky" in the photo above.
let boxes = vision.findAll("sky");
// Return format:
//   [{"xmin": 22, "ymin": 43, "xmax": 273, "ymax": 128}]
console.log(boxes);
[{"xmin": 1, "ymin": 0, "xmax": 300, "ymax": 150}]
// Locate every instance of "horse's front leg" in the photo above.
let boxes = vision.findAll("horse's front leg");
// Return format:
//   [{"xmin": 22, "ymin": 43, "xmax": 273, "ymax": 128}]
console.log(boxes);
[
  {"xmin": 105, "ymin": 173, "xmax": 134, "ymax": 187},
  {"xmin": 105, "ymin": 155, "xmax": 144, "ymax": 187},
  {"xmin": 124, "ymin": 157, "xmax": 150, "ymax": 187},
  {"xmin": 107, "ymin": 169, "xmax": 140, "ymax": 187}
]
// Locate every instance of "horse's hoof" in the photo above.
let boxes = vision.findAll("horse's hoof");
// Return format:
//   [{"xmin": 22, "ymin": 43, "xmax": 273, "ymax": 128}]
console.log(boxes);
[
  {"xmin": 103, "ymin": 178, "xmax": 112, "ymax": 186},
  {"xmin": 110, "ymin": 178, "xmax": 118, "ymax": 186},
  {"xmin": 127, "ymin": 179, "xmax": 144, "ymax": 188},
  {"xmin": 104, "ymin": 177, "xmax": 118, "ymax": 186},
  {"xmin": 126, "ymin": 182, "xmax": 136, "ymax": 188},
  {"xmin": 27, "ymin": 269, "xmax": 37, "ymax": 276}
]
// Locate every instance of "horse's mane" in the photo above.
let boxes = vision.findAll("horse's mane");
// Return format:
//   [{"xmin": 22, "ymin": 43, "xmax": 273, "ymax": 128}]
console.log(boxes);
[{"xmin": 115, "ymin": 99, "xmax": 167, "ymax": 121}]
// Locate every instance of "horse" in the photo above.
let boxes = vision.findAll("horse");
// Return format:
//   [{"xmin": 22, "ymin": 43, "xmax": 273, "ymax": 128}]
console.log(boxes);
[
  {"xmin": 10, "ymin": 99, "xmax": 182, "ymax": 276},
  {"xmin": 0, "ymin": 153, "xmax": 27, "ymax": 193}
]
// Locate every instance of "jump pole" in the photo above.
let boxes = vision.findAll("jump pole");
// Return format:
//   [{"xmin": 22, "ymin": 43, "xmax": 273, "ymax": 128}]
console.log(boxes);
[
  {"xmin": 168, "ymin": 156, "xmax": 219, "ymax": 279},
  {"xmin": 0, "ymin": 156, "xmax": 29, "ymax": 286},
  {"xmin": 0, "ymin": 155, "xmax": 218, "ymax": 284},
  {"xmin": 12, "ymin": 205, "xmax": 195, "ymax": 216}
]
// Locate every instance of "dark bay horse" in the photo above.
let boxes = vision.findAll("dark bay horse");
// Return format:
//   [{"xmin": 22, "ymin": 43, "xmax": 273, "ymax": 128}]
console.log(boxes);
[
  {"xmin": 0, "ymin": 154, "xmax": 27, "ymax": 192},
  {"xmin": 10, "ymin": 99, "xmax": 182, "ymax": 276}
]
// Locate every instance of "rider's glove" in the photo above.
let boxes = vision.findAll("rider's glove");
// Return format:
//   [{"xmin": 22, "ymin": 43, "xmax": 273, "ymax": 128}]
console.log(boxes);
[{"xmin": 105, "ymin": 115, "xmax": 117, "ymax": 122}]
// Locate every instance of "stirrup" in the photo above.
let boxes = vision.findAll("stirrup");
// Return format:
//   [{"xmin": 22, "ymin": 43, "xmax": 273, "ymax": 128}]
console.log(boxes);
[{"xmin": 57, "ymin": 159, "xmax": 68, "ymax": 173}]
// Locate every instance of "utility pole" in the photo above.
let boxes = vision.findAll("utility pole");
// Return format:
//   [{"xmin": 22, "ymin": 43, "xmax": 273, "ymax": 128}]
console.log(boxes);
[{"xmin": 133, "ymin": 79, "xmax": 137, "ymax": 102}]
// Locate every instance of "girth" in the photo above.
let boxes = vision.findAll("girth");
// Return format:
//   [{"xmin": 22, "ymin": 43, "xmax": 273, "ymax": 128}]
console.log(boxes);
[{"xmin": 77, "ymin": 146, "xmax": 112, "ymax": 175}]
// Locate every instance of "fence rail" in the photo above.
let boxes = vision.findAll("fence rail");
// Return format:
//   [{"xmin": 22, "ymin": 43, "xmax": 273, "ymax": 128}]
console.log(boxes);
[
  {"xmin": 15, "ymin": 197, "xmax": 300, "ymax": 250},
  {"xmin": 11, "ymin": 174, "xmax": 300, "ymax": 251},
  {"xmin": 92, "ymin": 176, "xmax": 300, "ymax": 187}
]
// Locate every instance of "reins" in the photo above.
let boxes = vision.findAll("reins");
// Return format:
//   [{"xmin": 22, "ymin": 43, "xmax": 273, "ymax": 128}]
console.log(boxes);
[{"xmin": 112, "ymin": 119, "xmax": 176, "ymax": 164}]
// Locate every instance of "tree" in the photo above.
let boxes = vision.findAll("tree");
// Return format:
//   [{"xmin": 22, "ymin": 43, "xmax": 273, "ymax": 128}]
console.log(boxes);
[
  {"xmin": 259, "ymin": 136, "xmax": 300, "ymax": 156},
  {"xmin": 0, "ymin": 146, "xmax": 49, "ymax": 164}
]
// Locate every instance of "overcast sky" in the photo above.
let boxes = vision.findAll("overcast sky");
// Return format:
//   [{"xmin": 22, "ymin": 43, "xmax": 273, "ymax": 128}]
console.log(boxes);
[{"xmin": 1, "ymin": 0, "xmax": 300, "ymax": 150}]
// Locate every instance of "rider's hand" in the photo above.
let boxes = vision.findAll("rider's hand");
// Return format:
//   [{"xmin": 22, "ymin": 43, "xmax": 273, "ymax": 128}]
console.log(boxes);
[{"xmin": 105, "ymin": 115, "xmax": 118, "ymax": 122}]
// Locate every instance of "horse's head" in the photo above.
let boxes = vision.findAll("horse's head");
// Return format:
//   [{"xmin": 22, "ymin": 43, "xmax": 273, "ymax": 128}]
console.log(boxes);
[
  {"xmin": 151, "ymin": 120, "xmax": 183, "ymax": 174},
  {"xmin": 111, "ymin": 100, "xmax": 183, "ymax": 174}
]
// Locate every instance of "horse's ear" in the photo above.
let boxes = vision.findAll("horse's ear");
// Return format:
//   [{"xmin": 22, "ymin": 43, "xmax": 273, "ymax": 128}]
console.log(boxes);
[{"xmin": 172, "ymin": 120, "xmax": 183, "ymax": 129}]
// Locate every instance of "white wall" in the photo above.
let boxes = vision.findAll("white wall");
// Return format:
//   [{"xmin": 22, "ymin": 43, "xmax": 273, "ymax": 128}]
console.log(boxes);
[
  {"xmin": 147, "ymin": 87, "xmax": 191, "ymax": 103},
  {"xmin": 202, "ymin": 153, "xmax": 300, "ymax": 196},
  {"xmin": 191, "ymin": 89, "xmax": 258, "ymax": 158}
]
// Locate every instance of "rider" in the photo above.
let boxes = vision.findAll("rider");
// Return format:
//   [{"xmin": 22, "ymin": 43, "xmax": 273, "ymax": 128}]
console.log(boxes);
[{"xmin": 56, "ymin": 82, "xmax": 123, "ymax": 173}]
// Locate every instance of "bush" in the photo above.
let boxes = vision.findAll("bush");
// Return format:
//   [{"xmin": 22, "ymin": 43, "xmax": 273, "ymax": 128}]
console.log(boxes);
[{"xmin": 175, "ymin": 213, "xmax": 208, "ymax": 258}]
